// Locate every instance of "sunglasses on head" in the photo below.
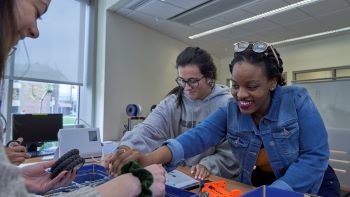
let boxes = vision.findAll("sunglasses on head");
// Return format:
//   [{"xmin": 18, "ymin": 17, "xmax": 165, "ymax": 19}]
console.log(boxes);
[{"xmin": 233, "ymin": 41, "xmax": 280, "ymax": 67}]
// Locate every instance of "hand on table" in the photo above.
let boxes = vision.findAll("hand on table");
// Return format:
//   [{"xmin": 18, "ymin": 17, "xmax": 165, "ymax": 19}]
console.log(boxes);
[{"xmin": 191, "ymin": 164, "xmax": 211, "ymax": 180}]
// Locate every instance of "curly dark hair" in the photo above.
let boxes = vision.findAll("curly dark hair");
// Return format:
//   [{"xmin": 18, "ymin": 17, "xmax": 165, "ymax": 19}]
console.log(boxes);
[
  {"xmin": 229, "ymin": 43, "xmax": 286, "ymax": 86},
  {"xmin": 171, "ymin": 47, "xmax": 217, "ymax": 108}
]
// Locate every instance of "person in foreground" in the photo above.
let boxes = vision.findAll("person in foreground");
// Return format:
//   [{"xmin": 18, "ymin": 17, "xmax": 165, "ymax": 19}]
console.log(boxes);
[
  {"xmin": 0, "ymin": 0, "xmax": 165, "ymax": 196},
  {"xmin": 111, "ymin": 41, "xmax": 340, "ymax": 196},
  {"xmin": 105, "ymin": 46, "xmax": 239, "ymax": 180}
]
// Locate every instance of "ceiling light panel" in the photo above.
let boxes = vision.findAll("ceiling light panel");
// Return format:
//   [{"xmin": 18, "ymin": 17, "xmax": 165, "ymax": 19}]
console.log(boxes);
[
  {"xmin": 271, "ymin": 27, "xmax": 350, "ymax": 45},
  {"xmin": 266, "ymin": 8, "xmax": 310, "ymax": 25},
  {"xmin": 192, "ymin": 19, "xmax": 227, "ymax": 31},
  {"xmin": 188, "ymin": 0, "xmax": 323, "ymax": 39},
  {"xmin": 241, "ymin": 0, "xmax": 289, "ymax": 15}
]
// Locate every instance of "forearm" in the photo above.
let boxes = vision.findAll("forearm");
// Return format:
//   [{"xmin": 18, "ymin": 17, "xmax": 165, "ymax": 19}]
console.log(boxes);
[
  {"xmin": 96, "ymin": 174, "xmax": 141, "ymax": 197},
  {"xmin": 146, "ymin": 146, "xmax": 172, "ymax": 166}
]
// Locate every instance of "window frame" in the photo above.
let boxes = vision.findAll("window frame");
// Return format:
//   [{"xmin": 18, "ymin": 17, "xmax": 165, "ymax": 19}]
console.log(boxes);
[{"xmin": 1, "ymin": 0, "xmax": 97, "ymax": 143}]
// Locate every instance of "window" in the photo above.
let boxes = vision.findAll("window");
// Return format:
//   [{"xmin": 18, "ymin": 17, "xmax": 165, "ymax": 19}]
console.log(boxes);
[
  {"xmin": 2, "ymin": 0, "xmax": 95, "ymax": 142},
  {"xmin": 11, "ymin": 81, "xmax": 78, "ymax": 125}
]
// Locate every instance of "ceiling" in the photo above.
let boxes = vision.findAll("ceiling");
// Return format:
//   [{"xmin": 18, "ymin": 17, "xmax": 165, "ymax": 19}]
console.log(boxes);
[{"xmin": 110, "ymin": 0, "xmax": 350, "ymax": 58}]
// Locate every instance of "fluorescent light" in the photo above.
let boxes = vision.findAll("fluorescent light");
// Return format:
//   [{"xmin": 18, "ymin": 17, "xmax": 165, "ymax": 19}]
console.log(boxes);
[
  {"xmin": 188, "ymin": 0, "xmax": 322, "ymax": 39},
  {"xmin": 271, "ymin": 27, "xmax": 350, "ymax": 45}
]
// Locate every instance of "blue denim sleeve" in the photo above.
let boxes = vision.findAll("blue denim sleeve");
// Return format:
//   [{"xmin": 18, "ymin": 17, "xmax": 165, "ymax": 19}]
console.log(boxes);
[
  {"xmin": 164, "ymin": 107, "xmax": 228, "ymax": 169},
  {"xmin": 278, "ymin": 87, "xmax": 329, "ymax": 194},
  {"xmin": 163, "ymin": 139, "xmax": 185, "ymax": 172}
]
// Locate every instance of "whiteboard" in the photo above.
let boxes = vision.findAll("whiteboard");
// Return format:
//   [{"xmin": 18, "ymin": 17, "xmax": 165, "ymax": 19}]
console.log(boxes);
[{"xmin": 294, "ymin": 80, "xmax": 350, "ymax": 129}]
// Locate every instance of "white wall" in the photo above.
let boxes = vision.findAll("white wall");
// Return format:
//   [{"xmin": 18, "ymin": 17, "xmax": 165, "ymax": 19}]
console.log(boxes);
[
  {"xmin": 94, "ymin": 1, "xmax": 228, "ymax": 141},
  {"xmin": 219, "ymin": 33, "xmax": 350, "ymax": 84}
]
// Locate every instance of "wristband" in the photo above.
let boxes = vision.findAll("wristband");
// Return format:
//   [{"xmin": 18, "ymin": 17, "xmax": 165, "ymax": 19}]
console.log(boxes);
[{"xmin": 119, "ymin": 160, "xmax": 153, "ymax": 197}]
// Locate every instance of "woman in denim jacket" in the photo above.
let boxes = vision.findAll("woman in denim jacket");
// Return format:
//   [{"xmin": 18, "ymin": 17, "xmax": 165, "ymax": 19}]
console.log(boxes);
[{"xmin": 114, "ymin": 41, "xmax": 339, "ymax": 196}]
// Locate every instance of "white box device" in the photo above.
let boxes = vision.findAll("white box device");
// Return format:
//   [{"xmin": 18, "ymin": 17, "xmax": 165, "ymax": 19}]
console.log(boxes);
[{"xmin": 58, "ymin": 128, "xmax": 102, "ymax": 159}]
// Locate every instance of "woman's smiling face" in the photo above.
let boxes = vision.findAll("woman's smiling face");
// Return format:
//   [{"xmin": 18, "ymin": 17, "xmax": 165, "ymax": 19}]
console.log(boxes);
[{"xmin": 231, "ymin": 60, "xmax": 276, "ymax": 119}]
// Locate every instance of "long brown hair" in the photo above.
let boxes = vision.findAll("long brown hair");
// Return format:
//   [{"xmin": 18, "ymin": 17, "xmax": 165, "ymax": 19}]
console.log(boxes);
[{"xmin": 0, "ymin": 0, "xmax": 17, "ymax": 78}]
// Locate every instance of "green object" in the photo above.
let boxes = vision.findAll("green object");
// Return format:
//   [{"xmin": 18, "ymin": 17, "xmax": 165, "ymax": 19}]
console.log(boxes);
[{"xmin": 119, "ymin": 161, "xmax": 153, "ymax": 197}]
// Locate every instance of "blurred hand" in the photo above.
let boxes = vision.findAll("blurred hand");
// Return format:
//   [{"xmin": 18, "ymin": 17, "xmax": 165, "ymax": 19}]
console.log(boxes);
[
  {"xmin": 191, "ymin": 164, "xmax": 210, "ymax": 180},
  {"xmin": 108, "ymin": 149, "xmax": 151, "ymax": 176},
  {"xmin": 21, "ymin": 160, "xmax": 76, "ymax": 194},
  {"xmin": 145, "ymin": 164, "xmax": 166, "ymax": 197},
  {"xmin": 5, "ymin": 138, "xmax": 31, "ymax": 165},
  {"xmin": 103, "ymin": 146, "xmax": 130, "ymax": 172}
]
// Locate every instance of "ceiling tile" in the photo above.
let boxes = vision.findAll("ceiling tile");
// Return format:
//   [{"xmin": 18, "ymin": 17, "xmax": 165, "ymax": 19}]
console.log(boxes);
[
  {"xmin": 191, "ymin": 19, "xmax": 227, "ymax": 31},
  {"xmin": 315, "ymin": 8, "xmax": 350, "ymax": 30},
  {"xmin": 299, "ymin": 0, "xmax": 349, "ymax": 18},
  {"xmin": 113, "ymin": 0, "xmax": 350, "ymax": 57},
  {"xmin": 214, "ymin": 9, "xmax": 253, "ymax": 24},
  {"xmin": 127, "ymin": 11, "xmax": 160, "ymax": 27},
  {"xmin": 232, "ymin": 33, "xmax": 265, "ymax": 43},
  {"xmin": 256, "ymin": 26, "xmax": 299, "ymax": 43},
  {"xmin": 164, "ymin": 0, "xmax": 209, "ymax": 9},
  {"xmin": 241, "ymin": 0, "xmax": 288, "ymax": 14},
  {"xmin": 267, "ymin": 9, "xmax": 311, "ymax": 25},
  {"xmin": 116, "ymin": 8, "xmax": 133, "ymax": 16},
  {"xmin": 284, "ymin": 18, "xmax": 331, "ymax": 35},
  {"xmin": 136, "ymin": 0, "xmax": 184, "ymax": 19},
  {"xmin": 155, "ymin": 21, "xmax": 199, "ymax": 37},
  {"xmin": 239, "ymin": 19, "xmax": 279, "ymax": 32}
]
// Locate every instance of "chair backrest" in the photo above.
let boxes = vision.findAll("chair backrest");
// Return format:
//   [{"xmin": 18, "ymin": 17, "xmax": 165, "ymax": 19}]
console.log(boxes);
[{"xmin": 327, "ymin": 127, "xmax": 350, "ymax": 191}]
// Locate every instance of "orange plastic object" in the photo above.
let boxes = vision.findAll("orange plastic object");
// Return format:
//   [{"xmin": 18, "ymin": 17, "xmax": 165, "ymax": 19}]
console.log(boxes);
[{"xmin": 201, "ymin": 180, "xmax": 243, "ymax": 197}]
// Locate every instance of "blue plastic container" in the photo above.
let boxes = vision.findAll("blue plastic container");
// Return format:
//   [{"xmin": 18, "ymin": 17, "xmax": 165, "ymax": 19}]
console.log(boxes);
[{"xmin": 74, "ymin": 164, "xmax": 109, "ymax": 184}]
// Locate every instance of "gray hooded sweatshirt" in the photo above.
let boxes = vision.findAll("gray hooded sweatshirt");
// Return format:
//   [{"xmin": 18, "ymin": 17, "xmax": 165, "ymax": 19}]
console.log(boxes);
[{"xmin": 119, "ymin": 84, "xmax": 239, "ymax": 179}]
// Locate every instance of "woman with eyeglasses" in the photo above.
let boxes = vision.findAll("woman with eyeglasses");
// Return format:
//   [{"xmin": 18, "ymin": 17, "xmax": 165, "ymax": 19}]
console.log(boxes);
[
  {"xmin": 109, "ymin": 42, "xmax": 340, "ymax": 196},
  {"xmin": 0, "ymin": 0, "xmax": 165, "ymax": 196},
  {"xmin": 105, "ymin": 46, "xmax": 239, "ymax": 180}
]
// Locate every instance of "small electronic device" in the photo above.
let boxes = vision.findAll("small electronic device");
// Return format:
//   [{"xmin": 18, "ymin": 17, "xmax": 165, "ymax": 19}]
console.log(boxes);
[
  {"xmin": 12, "ymin": 113, "xmax": 63, "ymax": 154},
  {"xmin": 57, "ymin": 128, "xmax": 102, "ymax": 159},
  {"xmin": 50, "ymin": 149, "xmax": 85, "ymax": 179}
]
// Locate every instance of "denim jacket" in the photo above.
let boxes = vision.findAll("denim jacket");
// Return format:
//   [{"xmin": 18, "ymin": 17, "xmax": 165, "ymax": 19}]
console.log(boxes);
[{"xmin": 165, "ymin": 85, "xmax": 329, "ymax": 194}]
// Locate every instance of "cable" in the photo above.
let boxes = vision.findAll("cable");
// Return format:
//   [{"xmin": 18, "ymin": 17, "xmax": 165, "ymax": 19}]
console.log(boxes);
[{"xmin": 74, "ymin": 118, "xmax": 91, "ymax": 128}]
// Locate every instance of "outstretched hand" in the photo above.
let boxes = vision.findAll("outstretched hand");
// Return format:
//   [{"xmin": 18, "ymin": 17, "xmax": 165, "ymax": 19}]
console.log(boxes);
[
  {"xmin": 21, "ymin": 160, "xmax": 76, "ymax": 194},
  {"xmin": 108, "ymin": 149, "xmax": 151, "ymax": 176},
  {"xmin": 191, "ymin": 164, "xmax": 211, "ymax": 180}
]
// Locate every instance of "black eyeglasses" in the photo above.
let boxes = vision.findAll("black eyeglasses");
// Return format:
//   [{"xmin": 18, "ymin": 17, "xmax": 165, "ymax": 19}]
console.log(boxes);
[
  {"xmin": 233, "ymin": 41, "xmax": 280, "ymax": 67},
  {"xmin": 175, "ymin": 76, "xmax": 205, "ymax": 88},
  {"xmin": 8, "ymin": 46, "xmax": 17, "ymax": 56}
]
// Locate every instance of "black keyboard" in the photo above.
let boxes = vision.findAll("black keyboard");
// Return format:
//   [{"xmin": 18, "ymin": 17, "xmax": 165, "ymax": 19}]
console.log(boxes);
[{"xmin": 28, "ymin": 150, "xmax": 55, "ymax": 157}]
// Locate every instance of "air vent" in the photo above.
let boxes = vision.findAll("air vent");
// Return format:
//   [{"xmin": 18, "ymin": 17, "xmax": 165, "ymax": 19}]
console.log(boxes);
[{"xmin": 169, "ymin": 0, "xmax": 257, "ymax": 25}]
